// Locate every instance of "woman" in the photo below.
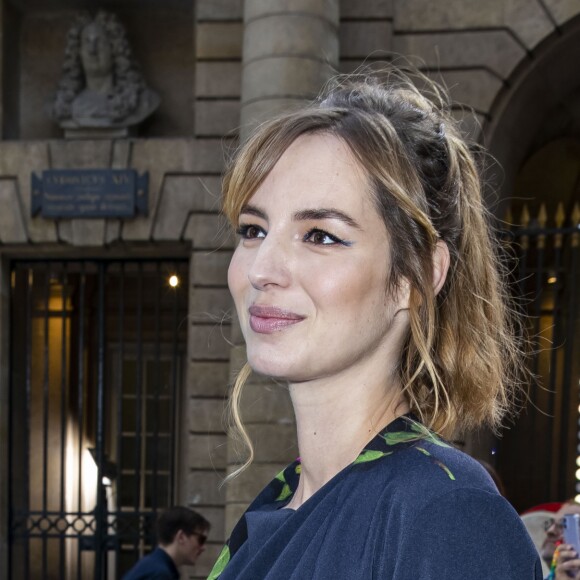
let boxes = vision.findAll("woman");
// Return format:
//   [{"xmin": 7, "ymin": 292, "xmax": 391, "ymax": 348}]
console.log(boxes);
[{"xmin": 209, "ymin": 68, "xmax": 542, "ymax": 579}]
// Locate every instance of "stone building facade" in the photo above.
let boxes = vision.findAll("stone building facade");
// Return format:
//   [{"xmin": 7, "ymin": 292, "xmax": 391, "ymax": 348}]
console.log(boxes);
[{"xmin": 0, "ymin": 1, "xmax": 579, "ymax": 578}]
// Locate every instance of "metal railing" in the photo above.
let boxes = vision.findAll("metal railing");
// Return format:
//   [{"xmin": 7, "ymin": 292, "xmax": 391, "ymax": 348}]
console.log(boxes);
[
  {"xmin": 498, "ymin": 201, "xmax": 580, "ymax": 511},
  {"xmin": 8, "ymin": 259, "xmax": 188, "ymax": 580}
]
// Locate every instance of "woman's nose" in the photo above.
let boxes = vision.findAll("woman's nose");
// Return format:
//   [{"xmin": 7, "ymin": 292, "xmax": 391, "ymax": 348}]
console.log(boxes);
[{"xmin": 247, "ymin": 236, "xmax": 292, "ymax": 291}]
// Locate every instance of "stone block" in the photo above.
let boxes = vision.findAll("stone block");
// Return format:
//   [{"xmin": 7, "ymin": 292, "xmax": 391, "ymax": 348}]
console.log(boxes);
[
  {"xmin": 0, "ymin": 142, "xmax": 57, "ymax": 243},
  {"xmin": 394, "ymin": 0, "xmax": 554, "ymax": 50},
  {"xmin": 190, "ymin": 139, "xmax": 229, "ymax": 174},
  {"xmin": 104, "ymin": 220, "xmax": 122, "ymax": 244},
  {"xmin": 229, "ymin": 315, "xmax": 244, "ymax": 346},
  {"xmin": 242, "ymin": 57, "xmax": 334, "ymax": 103},
  {"xmin": 48, "ymin": 140, "xmax": 113, "ymax": 169},
  {"xmin": 244, "ymin": 15, "xmax": 339, "ymax": 63},
  {"xmin": 192, "ymin": 250, "xmax": 232, "ymax": 286},
  {"xmin": 338, "ymin": 59, "xmax": 372, "ymax": 74},
  {"xmin": 340, "ymin": 0, "xmax": 392, "ymax": 18},
  {"xmin": 189, "ymin": 400, "xmax": 227, "ymax": 435},
  {"xmin": 69, "ymin": 219, "xmax": 106, "ymax": 247},
  {"xmin": 183, "ymin": 213, "xmax": 236, "ymax": 250},
  {"xmin": 395, "ymin": 0, "xmax": 493, "ymax": 30},
  {"xmin": 122, "ymin": 139, "xmax": 193, "ymax": 241},
  {"xmin": 189, "ymin": 361, "xmax": 230, "ymax": 397},
  {"xmin": 197, "ymin": 0, "xmax": 243, "ymax": 20},
  {"xmin": 451, "ymin": 108, "xmax": 485, "ymax": 142},
  {"xmin": 187, "ymin": 469, "xmax": 226, "ymax": 505},
  {"xmin": 245, "ymin": 423, "xmax": 298, "ymax": 463},
  {"xmin": 195, "ymin": 100, "xmax": 241, "ymax": 137},
  {"xmin": 225, "ymin": 463, "xmax": 287, "ymax": 502},
  {"xmin": 394, "ymin": 30, "xmax": 526, "ymax": 80},
  {"xmin": 153, "ymin": 175, "xmax": 220, "ymax": 241},
  {"xmin": 245, "ymin": 0, "xmax": 340, "ymax": 26},
  {"xmin": 57, "ymin": 221, "xmax": 73, "ymax": 244},
  {"xmin": 0, "ymin": 179, "xmax": 28, "ymax": 243},
  {"xmin": 188, "ymin": 433, "xmax": 228, "ymax": 468},
  {"xmin": 0, "ymin": 142, "xmax": 48, "ymax": 175},
  {"xmin": 541, "ymin": 0, "xmax": 580, "ymax": 26},
  {"xmin": 196, "ymin": 62, "xmax": 242, "ymax": 98},
  {"xmin": 190, "ymin": 176, "xmax": 223, "ymax": 210},
  {"xmin": 506, "ymin": 0, "xmax": 556, "ymax": 49},
  {"xmin": 197, "ymin": 22, "xmax": 243, "ymax": 59},
  {"xmin": 191, "ymin": 323, "xmax": 232, "ymax": 360},
  {"xmin": 433, "ymin": 69, "xmax": 503, "ymax": 115},
  {"xmin": 239, "ymin": 381, "xmax": 295, "ymax": 424},
  {"xmin": 240, "ymin": 98, "xmax": 306, "ymax": 139},
  {"xmin": 228, "ymin": 345, "xmax": 248, "ymax": 381},
  {"xmin": 111, "ymin": 140, "xmax": 132, "ymax": 169},
  {"xmin": 190, "ymin": 287, "xmax": 233, "ymax": 324},
  {"xmin": 339, "ymin": 21, "xmax": 393, "ymax": 58}
]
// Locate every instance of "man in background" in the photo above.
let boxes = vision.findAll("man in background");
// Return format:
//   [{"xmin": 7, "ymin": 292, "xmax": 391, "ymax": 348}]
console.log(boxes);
[
  {"xmin": 541, "ymin": 501, "xmax": 580, "ymax": 566},
  {"xmin": 123, "ymin": 507, "xmax": 210, "ymax": 579}
]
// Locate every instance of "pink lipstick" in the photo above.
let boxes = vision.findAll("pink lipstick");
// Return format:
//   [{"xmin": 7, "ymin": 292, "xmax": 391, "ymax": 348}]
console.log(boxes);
[{"xmin": 248, "ymin": 305, "xmax": 305, "ymax": 334}]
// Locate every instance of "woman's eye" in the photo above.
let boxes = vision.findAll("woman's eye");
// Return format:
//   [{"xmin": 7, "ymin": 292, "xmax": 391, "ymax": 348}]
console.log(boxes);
[
  {"xmin": 236, "ymin": 224, "xmax": 265, "ymax": 240},
  {"xmin": 304, "ymin": 228, "xmax": 345, "ymax": 246}
]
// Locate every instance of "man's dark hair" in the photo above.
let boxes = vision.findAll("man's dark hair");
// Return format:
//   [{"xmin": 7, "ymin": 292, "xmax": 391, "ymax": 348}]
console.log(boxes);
[{"xmin": 156, "ymin": 507, "xmax": 210, "ymax": 546}]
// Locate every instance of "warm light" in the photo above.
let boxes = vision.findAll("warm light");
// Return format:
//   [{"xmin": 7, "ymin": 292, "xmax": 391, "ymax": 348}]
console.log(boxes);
[
  {"xmin": 575, "ymin": 468, "xmax": 580, "ymax": 480},
  {"xmin": 576, "ymin": 457, "xmax": 580, "ymax": 467},
  {"xmin": 576, "ymin": 494, "xmax": 580, "ymax": 504},
  {"xmin": 169, "ymin": 275, "xmax": 179, "ymax": 288},
  {"xmin": 547, "ymin": 276, "xmax": 557, "ymax": 284},
  {"xmin": 103, "ymin": 476, "xmax": 112, "ymax": 487}
]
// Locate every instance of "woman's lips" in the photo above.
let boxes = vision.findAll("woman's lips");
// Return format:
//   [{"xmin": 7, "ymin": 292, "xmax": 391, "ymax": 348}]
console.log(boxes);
[{"xmin": 248, "ymin": 305, "xmax": 305, "ymax": 334}]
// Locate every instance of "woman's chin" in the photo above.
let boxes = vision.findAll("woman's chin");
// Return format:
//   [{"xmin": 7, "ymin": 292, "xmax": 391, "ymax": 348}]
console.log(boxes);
[{"xmin": 247, "ymin": 353, "xmax": 300, "ymax": 382}]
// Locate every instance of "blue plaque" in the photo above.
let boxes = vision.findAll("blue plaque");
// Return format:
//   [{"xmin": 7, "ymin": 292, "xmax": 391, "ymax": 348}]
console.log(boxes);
[{"xmin": 31, "ymin": 169, "xmax": 148, "ymax": 218}]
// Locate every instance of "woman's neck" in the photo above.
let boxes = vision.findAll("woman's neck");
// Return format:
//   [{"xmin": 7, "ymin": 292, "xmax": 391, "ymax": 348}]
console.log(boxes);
[{"xmin": 285, "ymin": 364, "xmax": 408, "ymax": 510}]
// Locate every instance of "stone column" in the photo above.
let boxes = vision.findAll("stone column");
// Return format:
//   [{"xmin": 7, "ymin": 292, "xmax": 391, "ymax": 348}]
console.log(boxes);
[
  {"xmin": 225, "ymin": 0, "xmax": 339, "ymax": 534},
  {"xmin": 240, "ymin": 0, "xmax": 339, "ymax": 139}
]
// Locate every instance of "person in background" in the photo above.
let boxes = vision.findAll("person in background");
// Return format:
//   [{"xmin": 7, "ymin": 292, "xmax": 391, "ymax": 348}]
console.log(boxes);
[
  {"xmin": 123, "ymin": 506, "xmax": 210, "ymax": 580},
  {"xmin": 541, "ymin": 500, "xmax": 580, "ymax": 579}
]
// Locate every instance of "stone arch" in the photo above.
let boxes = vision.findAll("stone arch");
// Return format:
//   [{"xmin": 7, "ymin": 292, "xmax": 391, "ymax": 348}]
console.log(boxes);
[{"xmin": 484, "ymin": 12, "xmax": 580, "ymax": 204}]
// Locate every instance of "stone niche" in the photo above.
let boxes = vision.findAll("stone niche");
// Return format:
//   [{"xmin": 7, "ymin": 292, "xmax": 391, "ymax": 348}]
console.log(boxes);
[{"xmin": 3, "ymin": 0, "xmax": 194, "ymax": 139}]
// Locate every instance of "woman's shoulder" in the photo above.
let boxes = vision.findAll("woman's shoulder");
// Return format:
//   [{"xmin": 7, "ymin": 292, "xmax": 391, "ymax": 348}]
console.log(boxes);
[
  {"xmin": 353, "ymin": 427, "xmax": 542, "ymax": 577},
  {"xmin": 352, "ymin": 417, "xmax": 499, "ymax": 500}
]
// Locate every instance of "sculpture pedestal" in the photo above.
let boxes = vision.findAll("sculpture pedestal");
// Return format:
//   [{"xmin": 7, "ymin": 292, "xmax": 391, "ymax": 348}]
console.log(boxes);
[{"xmin": 64, "ymin": 127, "xmax": 135, "ymax": 140}]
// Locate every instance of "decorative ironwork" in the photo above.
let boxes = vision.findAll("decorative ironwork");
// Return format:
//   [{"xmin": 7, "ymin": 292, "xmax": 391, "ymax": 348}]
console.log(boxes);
[
  {"xmin": 498, "ymin": 201, "xmax": 580, "ymax": 511},
  {"xmin": 8, "ymin": 259, "xmax": 188, "ymax": 579}
]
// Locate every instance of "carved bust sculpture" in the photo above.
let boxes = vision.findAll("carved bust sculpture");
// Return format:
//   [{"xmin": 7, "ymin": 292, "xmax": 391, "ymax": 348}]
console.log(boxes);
[{"xmin": 49, "ymin": 11, "xmax": 160, "ymax": 133}]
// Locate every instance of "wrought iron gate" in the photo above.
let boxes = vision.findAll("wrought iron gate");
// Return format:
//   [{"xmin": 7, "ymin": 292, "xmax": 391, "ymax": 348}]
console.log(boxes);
[
  {"xmin": 8, "ymin": 259, "xmax": 188, "ymax": 579},
  {"xmin": 498, "ymin": 203, "xmax": 580, "ymax": 511}
]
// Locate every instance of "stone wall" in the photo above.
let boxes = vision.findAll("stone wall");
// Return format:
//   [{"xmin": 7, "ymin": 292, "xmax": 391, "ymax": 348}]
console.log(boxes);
[{"xmin": 0, "ymin": 135, "xmax": 235, "ymax": 579}]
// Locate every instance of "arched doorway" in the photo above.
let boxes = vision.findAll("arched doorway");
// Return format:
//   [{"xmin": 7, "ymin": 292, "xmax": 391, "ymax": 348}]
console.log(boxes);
[{"xmin": 483, "ymin": 16, "xmax": 580, "ymax": 512}]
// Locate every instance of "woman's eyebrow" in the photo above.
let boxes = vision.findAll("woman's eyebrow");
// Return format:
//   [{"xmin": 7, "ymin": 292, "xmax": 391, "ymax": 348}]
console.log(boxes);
[
  {"xmin": 239, "ymin": 204, "xmax": 267, "ymax": 220},
  {"xmin": 293, "ymin": 208, "xmax": 361, "ymax": 229}
]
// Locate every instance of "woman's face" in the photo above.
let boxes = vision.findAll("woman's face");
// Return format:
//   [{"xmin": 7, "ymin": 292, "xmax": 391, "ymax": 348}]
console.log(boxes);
[{"xmin": 228, "ymin": 133, "xmax": 410, "ymax": 383}]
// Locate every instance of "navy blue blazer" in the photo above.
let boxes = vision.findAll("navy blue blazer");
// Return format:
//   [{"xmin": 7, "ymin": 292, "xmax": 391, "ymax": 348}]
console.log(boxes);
[
  {"xmin": 123, "ymin": 546, "xmax": 179, "ymax": 580},
  {"xmin": 209, "ymin": 415, "xmax": 542, "ymax": 579}
]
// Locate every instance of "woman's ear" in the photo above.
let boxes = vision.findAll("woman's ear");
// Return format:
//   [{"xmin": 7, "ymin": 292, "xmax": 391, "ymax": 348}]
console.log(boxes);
[{"xmin": 433, "ymin": 240, "xmax": 450, "ymax": 296}]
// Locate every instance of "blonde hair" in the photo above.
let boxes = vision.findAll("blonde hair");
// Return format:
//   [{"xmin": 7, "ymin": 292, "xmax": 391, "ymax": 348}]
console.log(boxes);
[{"xmin": 223, "ymin": 67, "xmax": 527, "ymax": 477}]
